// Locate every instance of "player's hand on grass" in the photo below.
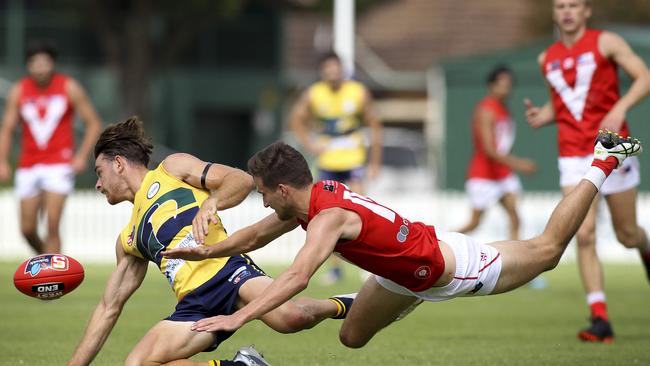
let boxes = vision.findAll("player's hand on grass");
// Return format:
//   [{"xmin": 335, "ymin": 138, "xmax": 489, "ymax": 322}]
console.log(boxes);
[
  {"xmin": 191, "ymin": 314, "xmax": 245, "ymax": 333},
  {"xmin": 193, "ymin": 196, "xmax": 219, "ymax": 244},
  {"xmin": 161, "ymin": 245, "xmax": 211, "ymax": 261}
]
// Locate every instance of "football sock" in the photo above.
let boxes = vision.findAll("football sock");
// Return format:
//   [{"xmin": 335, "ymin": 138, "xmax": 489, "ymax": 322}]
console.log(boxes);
[
  {"xmin": 329, "ymin": 296, "xmax": 354, "ymax": 319},
  {"xmin": 209, "ymin": 361, "xmax": 246, "ymax": 366},
  {"xmin": 584, "ymin": 155, "xmax": 618, "ymax": 190},
  {"xmin": 591, "ymin": 156, "xmax": 618, "ymax": 177},
  {"xmin": 587, "ymin": 291, "xmax": 609, "ymax": 321}
]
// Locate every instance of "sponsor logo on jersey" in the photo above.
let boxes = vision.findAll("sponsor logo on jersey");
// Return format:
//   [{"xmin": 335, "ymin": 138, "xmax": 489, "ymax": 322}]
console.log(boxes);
[
  {"xmin": 577, "ymin": 52, "xmax": 594, "ymax": 65},
  {"xmin": 480, "ymin": 251, "xmax": 487, "ymax": 262},
  {"xmin": 563, "ymin": 57, "xmax": 574, "ymax": 70},
  {"xmin": 414, "ymin": 265, "xmax": 431, "ymax": 280},
  {"xmin": 396, "ymin": 224, "xmax": 410, "ymax": 243},
  {"xmin": 24, "ymin": 254, "xmax": 69, "ymax": 277},
  {"xmin": 147, "ymin": 181, "xmax": 161, "ymax": 199},
  {"xmin": 546, "ymin": 60, "xmax": 561, "ymax": 72},
  {"xmin": 323, "ymin": 181, "xmax": 336, "ymax": 192},
  {"xmin": 228, "ymin": 265, "xmax": 250, "ymax": 284}
]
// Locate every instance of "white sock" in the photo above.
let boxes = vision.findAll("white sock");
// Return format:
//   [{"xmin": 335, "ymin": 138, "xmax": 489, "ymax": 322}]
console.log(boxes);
[
  {"xmin": 583, "ymin": 167, "xmax": 607, "ymax": 190},
  {"xmin": 586, "ymin": 291, "xmax": 606, "ymax": 305}
]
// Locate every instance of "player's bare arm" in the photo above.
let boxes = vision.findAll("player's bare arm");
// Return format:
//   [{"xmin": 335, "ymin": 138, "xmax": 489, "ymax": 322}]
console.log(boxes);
[
  {"xmin": 191, "ymin": 208, "xmax": 349, "ymax": 333},
  {"xmin": 477, "ymin": 108, "xmax": 536, "ymax": 175},
  {"xmin": 288, "ymin": 90, "xmax": 323, "ymax": 155},
  {"xmin": 361, "ymin": 87, "xmax": 383, "ymax": 180},
  {"xmin": 598, "ymin": 31, "xmax": 650, "ymax": 132},
  {"xmin": 162, "ymin": 212, "xmax": 299, "ymax": 260},
  {"xmin": 0, "ymin": 84, "xmax": 21, "ymax": 181},
  {"xmin": 68, "ymin": 238, "xmax": 148, "ymax": 366},
  {"xmin": 163, "ymin": 153, "xmax": 254, "ymax": 243},
  {"xmin": 66, "ymin": 79, "xmax": 102, "ymax": 174}
]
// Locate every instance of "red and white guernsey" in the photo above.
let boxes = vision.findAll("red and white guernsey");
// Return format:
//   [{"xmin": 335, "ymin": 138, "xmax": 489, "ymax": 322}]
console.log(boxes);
[
  {"xmin": 17, "ymin": 73, "xmax": 75, "ymax": 168},
  {"xmin": 467, "ymin": 96, "xmax": 515, "ymax": 180},
  {"xmin": 299, "ymin": 180, "xmax": 445, "ymax": 292},
  {"xmin": 543, "ymin": 28, "xmax": 630, "ymax": 157}
]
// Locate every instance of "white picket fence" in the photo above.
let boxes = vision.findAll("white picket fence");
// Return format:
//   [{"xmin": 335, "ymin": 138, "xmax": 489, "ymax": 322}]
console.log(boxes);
[{"xmin": 0, "ymin": 189, "xmax": 647, "ymax": 265}]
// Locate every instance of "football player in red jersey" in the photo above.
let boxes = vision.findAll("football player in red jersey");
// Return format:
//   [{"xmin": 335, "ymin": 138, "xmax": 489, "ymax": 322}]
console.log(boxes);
[
  {"xmin": 0, "ymin": 39, "xmax": 102, "ymax": 254},
  {"xmin": 163, "ymin": 132, "xmax": 640, "ymax": 348},
  {"xmin": 524, "ymin": 0, "xmax": 650, "ymax": 342},
  {"xmin": 457, "ymin": 65, "xmax": 536, "ymax": 239}
]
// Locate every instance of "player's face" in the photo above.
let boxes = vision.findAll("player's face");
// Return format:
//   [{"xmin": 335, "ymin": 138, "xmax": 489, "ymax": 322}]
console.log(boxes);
[
  {"xmin": 26, "ymin": 53, "xmax": 55, "ymax": 85},
  {"xmin": 553, "ymin": 0, "xmax": 591, "ymax": 34},
  {"xmin": 320, "ymin": 58, "xmax": 343, "ymax": 86},
  {"xmin": 254, "ymin": 176, "xmax": 294, "ymax": 220},
  {"xmin": 94, "ymin": 154, "xmax": 127, "ymax": 205},
  {"xmin": 491, "ymin": 73, "xmax": 513, "ymax": 99}
]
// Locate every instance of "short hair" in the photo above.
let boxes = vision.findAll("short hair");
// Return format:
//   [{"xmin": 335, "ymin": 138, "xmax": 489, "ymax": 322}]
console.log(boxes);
[
  {"xmin": 318, "ymin": 51, "xmax": 341, "ymax": 67},
  {"xmin": 94, "ymin": 116, "xmax": 153, "ymax": 167},
  {"xmin": 486, "ymin": 64, "xmax": 514, "ymax": 85},
  {"xmin": 25, "ymin": 39, "xmax": 58, "ymax": 62},
  {"xmin": 248, "ymin": 142, "xmax": 313, "ymax": 189}
]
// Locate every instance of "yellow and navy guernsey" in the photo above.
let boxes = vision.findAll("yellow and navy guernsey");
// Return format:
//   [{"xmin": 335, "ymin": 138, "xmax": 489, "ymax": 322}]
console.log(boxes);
[
  {"xmin": 308, "ymin": 80, "xmax": 367, "ymax": 172},
  {"xmin": 120, "ymin": 163, "xmax": 231, "ymax": 300}
]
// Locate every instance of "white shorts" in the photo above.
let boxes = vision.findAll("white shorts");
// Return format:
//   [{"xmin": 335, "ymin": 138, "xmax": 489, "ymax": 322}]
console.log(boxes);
[
  {"xmin": 15, "ymin": 163, "xmax": 75, "ymax": 199},
  {"xmin": 376, "ymin": 231, "xmax": 502, "ymax": 302},
  {"xmin": 465, "ymin": 174, "xmax": 521, "ymax": 210},
  {"xmin": 558, "ymin": 155, "xmax": 640, "ymax": 195}
]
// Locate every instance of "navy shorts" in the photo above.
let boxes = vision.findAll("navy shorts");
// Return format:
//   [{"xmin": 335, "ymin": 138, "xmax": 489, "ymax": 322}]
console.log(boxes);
[
  {"xmin": 166, "ymin": 254, "xmax": 266, "ymax": 351},
  {"xmin": 318, "ymin": 167, "xmax": 365, "ymax": 183}
]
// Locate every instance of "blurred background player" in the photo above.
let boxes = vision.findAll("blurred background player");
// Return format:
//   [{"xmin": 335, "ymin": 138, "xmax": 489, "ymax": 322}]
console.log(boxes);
[
  {"xmin": 525, "ymin": 0, "xmax": 650, "ymax": 343},
  {"xmin": 456, "ymin": 65, "xmax": 537, "ymax": 239},
  {"xmin": 289, "ymin": 51, "xmax": 382, "ymax": 285},
  {"xmin": 0, "ymin": 39, "xmax": 102, "ymax": 254}
]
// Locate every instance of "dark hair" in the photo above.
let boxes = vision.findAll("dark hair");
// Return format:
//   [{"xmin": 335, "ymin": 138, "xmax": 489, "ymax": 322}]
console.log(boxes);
[
  {"xmin": 486, "ymin": 64, "xmax": 514, "ymax": 85},
  {"xmin": 25, "ymin": 39, "xmax": 58, "ymax": 62},
  {"xmin": 248, "ymin": 141, "xmax": 313, "ymax": 189},
  {"xmin": 318, "ymin": 51, "xmax": 341, "ymax": 67},
  {"xmin": 94, "ymin": 116, "xmax": 153, "ymax": 167}
]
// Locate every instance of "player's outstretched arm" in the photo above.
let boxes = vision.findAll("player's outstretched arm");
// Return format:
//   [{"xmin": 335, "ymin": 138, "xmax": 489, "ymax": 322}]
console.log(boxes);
[
  {"xmin": 523, "ymin": 99, "xmax": 555, "ymax": 129},
  {"xmin": 68, "ymin": 238, "xmax": 148, "ymax": 366},
  {"xmin": 599, "ymin": 31, "xmax": 650, "ymax": 132},
  {"xmin": 163, "ymin": 153, "xmax": 254, "ymax": 243},
  {"xmin": 66, "ymin": 79, "xmax": 102, "ymax": 174},
  {"xmin": 190, "ymin": 208, "xmax": 344, "ymax": 333},
  {"xmin": 361, "ymin": 87, "xmax": 383, "ymax": 180},
  {"xmin": 288, "ymin": 90, "xmax": 323, "ymax": 156},
  {"xmin": 162, "ymin": 212, "xmax": 299, "ymax": 260},
  {"xmin": 0, "ymin": 84, "xmax": 20, "ymax": 182},
  {"xmin": 477, "ymin": 107, "xmax": 536, "ymax": 175}
]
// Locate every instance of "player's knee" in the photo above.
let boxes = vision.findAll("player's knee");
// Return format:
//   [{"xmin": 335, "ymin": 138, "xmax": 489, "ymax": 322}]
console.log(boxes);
[
  {"xmin": 124, "ymin": 351, "xmax": 160, "ymax": 366},
  {"xmin": 531, "ymin": 237, "xmax": 562, "ymax": 271},
  {"xmin": 271, "ymin": 305, "xmax": 317, "ymax": 333},
  {"xmin": 20, "ymin": 225, "xmax": 38, "ymax": 240},
  {"xmin": 614, "ymin": 225, "xmax": 640, "ymax": 248},
  {"xmin": 339, "ymin": 327, "xmax": 369, "ymax": 349},
  {"xmin": 575, "ymin": 229, "xmax": 596, "ymax": 248}
]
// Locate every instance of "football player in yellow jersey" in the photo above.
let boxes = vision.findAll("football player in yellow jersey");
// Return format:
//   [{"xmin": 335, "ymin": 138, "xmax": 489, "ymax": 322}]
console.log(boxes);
[
  {"xmin": 68, "ymin": 117, "xmax": 354, "ymax": 366},
  {"xmin": 289, "ymin": 52, "xmax": 382, "ymax": 284}
]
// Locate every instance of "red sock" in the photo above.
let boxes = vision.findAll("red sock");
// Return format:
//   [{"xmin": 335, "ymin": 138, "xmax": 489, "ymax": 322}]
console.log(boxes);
[
  {"xmin": 590, "ymin": 301, "xmax": 609, "ymax": 321},
  {"xmin": 591, "ymin": 156, "xmax": 618, "ymax": 177}
]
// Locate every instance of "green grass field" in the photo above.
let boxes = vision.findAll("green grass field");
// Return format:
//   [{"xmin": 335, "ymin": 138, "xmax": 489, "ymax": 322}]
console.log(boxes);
[{"xmin": 1, "ymin": 261, "xmax": 648, "ymax": 365}]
